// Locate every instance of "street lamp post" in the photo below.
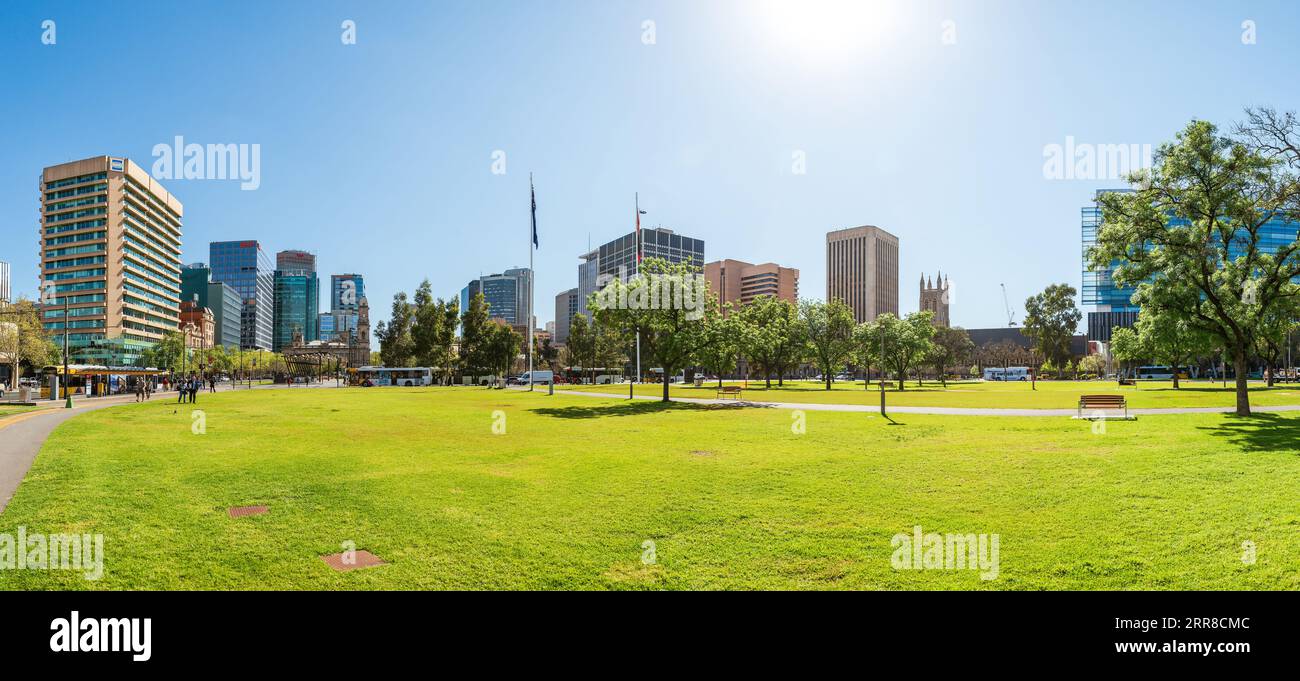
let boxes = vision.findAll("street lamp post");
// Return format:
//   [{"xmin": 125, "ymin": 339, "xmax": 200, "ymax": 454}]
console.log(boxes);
[{"xmin": 62, "ymin": 298, "xmax": 72, "ymax": 408}]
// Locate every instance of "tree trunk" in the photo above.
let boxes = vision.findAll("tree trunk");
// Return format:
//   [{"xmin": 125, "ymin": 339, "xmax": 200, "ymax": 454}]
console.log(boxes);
[
  {"xmin": 662, "ymin": 378, "xmax": 670, "ymax": 403},
  {"xmin": 1234, "ymin": 350, "xmax": 1251, "ymax": 416},
  {"xmin": 824, "ymin": 374, "xmax": 832, "ymax": 391},
  {"xmin": 1172, "ymin": 364, "xmax": 1181, "ymax": 389},
  {"xmin": 717, "ymin": 375, "xmax": 723, "ymax": 389},
  {"xmin": 940, "ymin": 365, "xmax": 947, "ymax": 387},
  {"xmin": 765, "ymin": 370, "xmax": 771, "ymax": 389}
]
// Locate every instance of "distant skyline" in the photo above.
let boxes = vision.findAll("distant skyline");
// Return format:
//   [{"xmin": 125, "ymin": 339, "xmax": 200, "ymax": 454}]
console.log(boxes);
[{"xmin": 4, "ymin": 1, "xmax": 1299, "ymax": 332}]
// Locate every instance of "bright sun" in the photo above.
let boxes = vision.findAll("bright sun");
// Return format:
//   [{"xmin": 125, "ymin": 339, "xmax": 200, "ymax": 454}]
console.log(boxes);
[{"xmin": 759, "ymin": 0, "xmax": 896, "ymax": 60}]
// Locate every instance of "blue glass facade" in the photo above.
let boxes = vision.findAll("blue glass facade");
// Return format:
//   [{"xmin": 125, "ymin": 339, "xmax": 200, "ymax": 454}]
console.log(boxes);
[
  {"xmin": 209, "ymin": 240, "xmax": 275, "ymax": 350},
  {"xmin": 273, "ymin": 270, "xmax": 319, "ymax": 351}
]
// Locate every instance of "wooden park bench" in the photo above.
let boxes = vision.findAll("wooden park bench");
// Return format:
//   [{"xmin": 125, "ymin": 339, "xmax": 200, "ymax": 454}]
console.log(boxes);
[
  {"xmin": 717, "ymin": 386, "xmax": 743, "ymax": 400},
  {"xmin": 1077, "ymin": 394, "xmax": 1129, "ymax": 420}
]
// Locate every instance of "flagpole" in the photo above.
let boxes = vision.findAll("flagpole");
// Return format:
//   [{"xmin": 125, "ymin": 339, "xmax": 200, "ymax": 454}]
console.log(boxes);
[
  {"xmin": 528, "ymin": 173, "xmax": 535, "ymax": 392},
  {"xmin": 634, "ymin": 192, "xmax": 641, "ymax": 385}
]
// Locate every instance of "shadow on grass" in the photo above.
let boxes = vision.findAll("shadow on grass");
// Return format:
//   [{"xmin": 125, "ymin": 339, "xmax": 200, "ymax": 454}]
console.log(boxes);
[
  {"xmin": 1200, "ymin": 413, "xmax": 1300, "ymax": 453},
  {"xmin": 530, "ymin": 401, "xmax": 749, "ymax": 420}
]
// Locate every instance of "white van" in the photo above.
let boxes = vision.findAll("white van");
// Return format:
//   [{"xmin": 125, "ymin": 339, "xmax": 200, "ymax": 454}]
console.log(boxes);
[{"xmin": 518, "ymin": 370, "xmax": 554, "ymax": 385}]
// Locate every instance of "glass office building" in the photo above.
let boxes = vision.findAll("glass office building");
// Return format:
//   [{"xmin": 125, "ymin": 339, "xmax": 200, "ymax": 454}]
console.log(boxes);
[
  {"xmin": 209, "ymin": 240, "xmax": 275, "ymax": 350},
  {"xmin": 577, "ymin": 227, "xmax": 705, "ymax": 319},
  {"xmin": 462, "ymin": 268, "xmax": 531, "ymax": 327},
  {"xmin": 273, "ymin": 270, "xmax": 319, "ymax": 351},
  {"xmin": 180, "ymin": 263, "xmax": 241, "ymax": 349},
  {"xmin": 1083, "ymin": 189, "xmax": 1299, "ymax": 342}
]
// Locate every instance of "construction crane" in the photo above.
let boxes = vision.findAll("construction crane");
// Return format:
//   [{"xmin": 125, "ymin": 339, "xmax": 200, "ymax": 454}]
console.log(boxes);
[{"xmin": 1001, "ymin": 283, "xmax": 1017, "ymax": 327}]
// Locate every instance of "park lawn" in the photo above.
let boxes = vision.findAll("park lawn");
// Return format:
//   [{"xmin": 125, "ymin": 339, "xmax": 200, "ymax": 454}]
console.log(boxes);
[
  {"xmin": 0, "ymin": 386, "xmax": 1296, "ymax": 590},
  {"xmin": 0, "ymin": 405, "xmax": 39, "ymax": 418},
  {"xmin": 555, "ymin": 378, "xmax": 1300, "ymax": 410}
]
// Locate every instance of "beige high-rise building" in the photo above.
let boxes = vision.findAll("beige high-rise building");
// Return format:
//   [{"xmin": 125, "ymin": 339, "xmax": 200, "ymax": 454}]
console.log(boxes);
[
  {"xmin": 704, "ymin": 259, "xmax": 799, "ymax": 314},
  {"xmin": 40, "ymin": 156, "xmax": 183, "ymax": 366},
  {"xmin": 826, "ymin": 225, "xmax": 898, "ymax": 323}
]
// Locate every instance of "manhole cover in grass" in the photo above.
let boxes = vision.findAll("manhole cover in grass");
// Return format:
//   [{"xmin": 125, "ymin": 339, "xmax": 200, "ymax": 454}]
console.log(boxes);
[
  {"xmin": 690, "ymin": 450, "xmax": 715, "ymax": 457},
  {"xmin": 228, "ymin": 505, "xmax": 269, "ymax": 518},
  {"xmin": 321, "ymin": 550, "xmax": 387, "ymax": 572}
]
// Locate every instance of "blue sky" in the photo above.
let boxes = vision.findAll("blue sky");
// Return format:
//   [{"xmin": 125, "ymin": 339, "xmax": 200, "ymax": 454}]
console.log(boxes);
[{"xmin": 2, "ymin": 0, "xmax": 1298, "ymax": 331}]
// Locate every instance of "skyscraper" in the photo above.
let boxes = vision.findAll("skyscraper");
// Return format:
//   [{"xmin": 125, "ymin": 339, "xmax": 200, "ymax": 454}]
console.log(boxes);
[
  {"xmin": 577, "ymin": 227, "xmax": 705, "ymax": 318},
  {"xmin": 180, "ymin": 263, "xmax": 241, "ymax": 349},
  {"xmin": 276, "ymin": 250, "xmax": 316, "ymax": 274},
  {"xmin": 209, "ymin": 240, "xmax": 274, "ymax": 350},
  {"xmin": 272, "ymin": 250, "xmax": 319, "ymax": 351},
  {"xmin": 40, "ymin": 156, "xmax": 183, "ymax": 365},
  {"xmin": 464, "ymin": 268, "xmax": 532, "ymax": 328},
  {"xmin": 826, "ymin": 225, "xmax": 898, "ymax": 323},
  {"xmin": 554, "ymin": 287, "xmax": 579, "ymax": 344},
  {"xmin": 704, "ymin": 259, "xmax": 799, "ymax": 314},
  {"xmin": 319, "ymin": 273, "xmax": 365, "ymax": 341}
]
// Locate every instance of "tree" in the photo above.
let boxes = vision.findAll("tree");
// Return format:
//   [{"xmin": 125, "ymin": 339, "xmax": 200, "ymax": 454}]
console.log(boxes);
[
  {"xmin": 593, "ymin": 258, "xmax": 713, "ymax": 402},
  {"xmin": 1254, "ymin": 298, "xmax": 1299, "ymax": 387},
  {"xmin": 564, "ymin": 313, "xmax": 598, "ymax": 384},
  {"xmin": 458, "ymin": 292, "xmax": 490, "ymax": 383},
  {"xmin": 875, "ymin": 311, "xmax": 936, "ymax": 390},
  {"xmin": 377, "ymin": 292, "xmax": 415, "ymax": 367},
  {"xmin": 1133, "ymin": 306, "xmax": 1214, "ymax": 389},
  {"xmin": 434, "ymin": 297, "xmax": 460, "ymax": 384},
  {"xmin": 851, "ymin": 319, "xmax": 883, "ymax": 389},
  {"xmin": 482, "ymin": 321, "xmax": 522, "ymax": 388},
  {"xmin": 1092, "ymin": 116, "xmax": 1300, "ymax": 415},
  {"xmin": 0, "ymin": 299, "xmax": 59, "ymax": 383},
  {"xmin": 737, "ymin": 295, "xmax": 804, "ymax": 388},
  {"xmin": 143, "ymin": 331, "xmax": 186, "ymax": 372},
  {"xmin": 696, "ymin": 300, "xmax": 744, "ymax": 388},
  {"xmin": 1077, "ymin": 353, "xmax": 1106, "ymax": 378},
  {"xmin": 801, "ymin": 299, "xmax": 856, "ymax": 390},
  {"xmin": 927, "ymin": 326, "xmax": 974, "ymax": 387},
  {"xmin": 1021, "ymin": 284, "xmax": 1082, "ymax": 380},
  {"xmin": 1108, "ymin": 327, "xmax": 1145, "ymax": 382},
  {"xmin": 409, "ymin": 280, "xmax": 441, "ymax": 367}
]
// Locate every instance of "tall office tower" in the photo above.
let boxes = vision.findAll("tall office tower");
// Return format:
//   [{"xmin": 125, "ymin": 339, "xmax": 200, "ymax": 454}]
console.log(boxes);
[
  {"xmin": 319, "ymin": 273, "xmax": 365, "ymax": 341},
  {"xmin": 180, "ymin": 263, "xmax": 242, "ymax": 349},
  {"xmin": 826, "ymin": 225, "xmax": 898, "ymax": 323},
  {"xmin": 209, "ymin": 240, "xmax": 275, "ymax": 350},
  {"xmin": 40, "ymin": 156, "xmax": 183, "ymax": 365},
  {"xmin": 554, "ymin": 287, "xmax": 579, "ymax": 344},
  {"xmin": 0, "ymin": 261, "xmax": 10, "ymax": 304},
  {"xmin": 273, "ymin": 270, "xmax": 319, "ymax": 351},
  {"xmin": 577, "ymin": 227, "xmax": 706, "ymax": 318},
  {"xmin": 918, "ymin": 272, "xmax": 950, "ymax": 327},
  {"xmin": 704, "ymin": 259, "xmax": 799, "ymax": 314},
  {"xmin": 276, "ymin": 250, "xmax": 316, "ymax": 274},
  {"xmin": 463, "ymin": 268, "xmax": 532, "ymax": 328},
  {"xmin": 273, "ymin": 250, "xmax": 319, "ymax": 350}
]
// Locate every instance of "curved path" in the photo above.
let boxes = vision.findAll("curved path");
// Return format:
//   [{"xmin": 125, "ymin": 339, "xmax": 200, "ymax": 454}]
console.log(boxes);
[
  {"xmin": 0, "ymin": 381, "xmax": 339, "ymax": 514},
  {"xmin": 544, "ymin": 387, "xmax": 1300, "ymax": 417}
]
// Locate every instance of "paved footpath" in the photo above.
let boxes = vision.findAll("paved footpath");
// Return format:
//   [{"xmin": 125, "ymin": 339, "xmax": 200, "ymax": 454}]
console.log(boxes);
[
  {"xmin": 0, "ymin": 381, "xmax": 340, "ymax": 514},
  {"xmin": 542, "ymin": 388, "xmax": 1300, "ymax": 417}
]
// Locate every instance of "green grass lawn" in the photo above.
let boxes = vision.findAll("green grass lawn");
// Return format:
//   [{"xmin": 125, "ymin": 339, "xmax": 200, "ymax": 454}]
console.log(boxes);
[
  {"xmin": 556, "ymin": 378, "xmax": 1300, "ymax": 409},
  {"xmin": 0, "ymin": 405, "xmax": 38, "ymax": 418},
  {"xmin": 0, "ymin": 387, "xmax": 1296, "ymax": 590}
]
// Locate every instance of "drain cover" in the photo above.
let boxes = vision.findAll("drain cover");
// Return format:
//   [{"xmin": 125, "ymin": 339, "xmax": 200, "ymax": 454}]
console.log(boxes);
[
  {"xmin": 228, "ymin": 505, "xmax": 269, "ymax": 518},
  {"xmin": 321, "ymin": 550, "xmax": 387, "ymax": 571}
]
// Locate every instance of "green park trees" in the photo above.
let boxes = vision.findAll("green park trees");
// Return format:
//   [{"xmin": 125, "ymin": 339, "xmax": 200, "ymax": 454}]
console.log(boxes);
[
  {"xmin": 1092, "ymin": 115, "xmax": 1300, "ymax": 415},
  {"xmin": 0, "ymin": 299, "xmax": 60, "ymax": 381},
  {"xmin": 736, "ymin": 295, "xmax": 804, "ymax": 388},
  {"xmin": 1021, "ymin": 284, "xmax": 1082, "ymax": 380},
  {"xmin": 696, "ymin": 301, "xmax": 744, "ymax": 388},
  {"xmin": 593, "ymin": 258, "xmax": 714, "ymax": 402},
  {"xmin": 800, "ymin": 299, "xmax": 856, "ymax": 390},
  {"xmin": 927, "ymin": 325, "xmax": 975, "ymax": 387},
  {"xmin": 871, "ymin": 311, "xmax": 936, "ymax": 390}
]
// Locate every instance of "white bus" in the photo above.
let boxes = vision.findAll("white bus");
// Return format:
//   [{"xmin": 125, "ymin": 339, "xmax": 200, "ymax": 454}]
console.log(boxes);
[
  {"xmin": 1135, "ymin": 365, "xmax": 1190, "ymax": 380},
  {"xmin": 356, "ymin": 366, "xmax": 433, "ymax": 387},
  {"xmin": 983, "ymin": 366, "xmax": 1030, "ymax": 381}
]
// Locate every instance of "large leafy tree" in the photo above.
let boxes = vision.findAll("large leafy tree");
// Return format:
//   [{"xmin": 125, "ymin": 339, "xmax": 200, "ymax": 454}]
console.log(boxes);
[
  {"xmin": 1091, "ymin": 117, "xmax": 1300, "ymax": 415},
  {"xmin": 1133, "ymin": 304, "xmax": 1214, "ymax": 389},
  {"xmin": 1021, "ymin": 284, "xmax": 1082, "ymax": 380},
  {"xmin": 696, "ymin": 300, "xmax": 744, "ymax": 388},
  {"xmin": 1107, "ymin": 327, "xmax": 1145, "ymax": 382},
  {"xmin": 875, "ymin": 311, "xmax": 935, "ymax": 391},
  {"xmin": 800, "ymin": 298, "xmax": 856, "ymax": 390},
  {"xmin": 927, "ymin": 326, "xmax": 975, "ymax": 387},
  {"xmin": 377, "ymin": 292, "xmax": 415, "ymax": 367},
  {"xmin": 564, "ymin": 312, "xmax": 598, "ymax": 384},
  {"xmin": 851, "ymin": 318, "xmax": 883, "ymax": 389},
  {"xmin": 593, "ymin": 258, "xmax": 713, "ymax": 402},
  {"xmin": 0, "ymin": 299, "xmax": 59, "ymax": 381},
  {"xmin": 483, "ymin": 320, "xmax": 522, "ymax": 388},
  {"xmin": 736, "ymin": 295, "xmax": 804, "ymax": 388},
  {"xmin": 458, "ymin": 292, "xmax": 490, "ymax": 382}
]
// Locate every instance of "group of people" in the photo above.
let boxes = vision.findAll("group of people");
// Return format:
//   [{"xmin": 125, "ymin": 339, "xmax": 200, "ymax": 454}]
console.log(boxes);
[{"xmin": 175, "ymin": 376, "xmax": 217, "ymax": 403}]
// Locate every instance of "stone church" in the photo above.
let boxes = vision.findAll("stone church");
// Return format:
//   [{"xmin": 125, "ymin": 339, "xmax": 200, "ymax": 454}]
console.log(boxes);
[{"xmin": 919, "ymin": 273, "xmax": 950, "ymax": 327}]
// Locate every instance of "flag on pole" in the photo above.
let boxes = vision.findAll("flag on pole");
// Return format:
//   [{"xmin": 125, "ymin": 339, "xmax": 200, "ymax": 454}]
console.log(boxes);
[{"xmin": 530, "ymin": 176, "xmax": 538, "ymax": 248}]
